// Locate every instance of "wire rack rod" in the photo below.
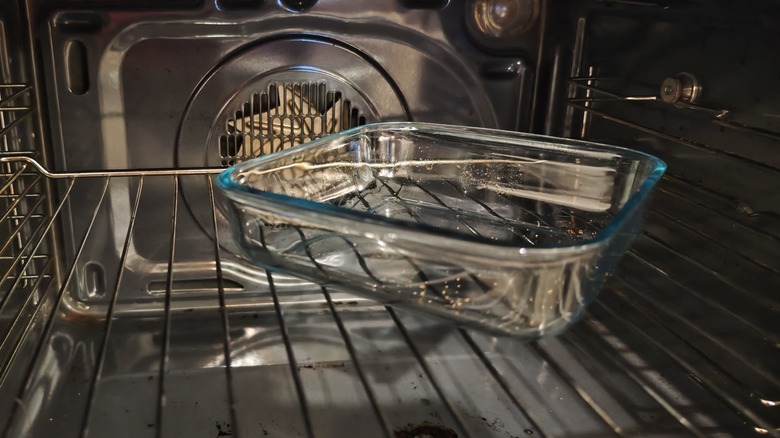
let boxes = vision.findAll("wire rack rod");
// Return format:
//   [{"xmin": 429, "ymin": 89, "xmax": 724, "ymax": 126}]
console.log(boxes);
[
  {"xmin": 0, "ymin": 255, "xmax": 47, "ymax": 261},
  {"xmin": 257, "ymin": 227, "xmax": 314, "ymax": 438},
  {"xmin": 81, "ymin": 177, "xmax": 140, "ymax": 438},
  {"xmin": 0, "ymin": 156, "xmax": 222, "ymax": 178},
  {"xmin": 457, "ymin": 330, "xmax": 548, "ymax": 437},
  {"xmin": 0, "ymin": 193, "xmax": 42, "ymax": 200},
  {"xmin": 155, "ymin": 177, "xmax": 179, "ymax": 438},
  {"xmin": 385, "ymin": 307, "xmax": 473, "ymax": 438},
  {"xmin": 320, "ymin": 285, "xmax": 393, "ymax": 438},
  {"xmin": 2, "ymin": 212, "xmax": 44, "ymax": 221},
  {"xmin": 528, "ymin": 342, "xmax": 625, "ymax": 435},
  {"xmin": 0, "ymin": 85, "xmax": 32, "ymax": 107},
  {"xmin": 0, "ymin": 151, "xmax": 35, "ymax": 159},
  {"xmin": 267, "ymin": 269, "xmax": 314, "ymax": 437},
  {"xmin": 568, "ymin": 82, "xmax": 658, "ymax": 102},
  {"xmin": 3, "ymin": 274, "xmax": 51, "ymax": 283},
  {"xmin": 0, "ymin": 163, "xmax": 27, "ymax": 194},
  {"xmin": 0, "ymin": 108, "xmax": 33, "ymax": 138},
  {"xmin": 206, "ymin": 176, "xmax": 240, "ymax": 438}
]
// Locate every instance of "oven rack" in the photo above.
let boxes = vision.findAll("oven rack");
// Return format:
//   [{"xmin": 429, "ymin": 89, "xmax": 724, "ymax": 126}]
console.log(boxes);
[
  {"xmin": 568, "ymin": 79, "xmax": 780, "ymax": 172},
  {"xmin": 569, "ymin": 79, "xmax": 780, "ymax": 142},
  {"xmin": 0, "ymin": 83, "xmax": 34, "ymax": 141},
  {"xmin": 0, "ymin": 155, "xmax": 776, "ymax": 437}
]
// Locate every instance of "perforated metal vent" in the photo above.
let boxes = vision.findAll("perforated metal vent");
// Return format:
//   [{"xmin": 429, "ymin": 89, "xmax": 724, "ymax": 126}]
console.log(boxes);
[{"xmin": 219, "ymin": 82, "xmax": 367, "ymax": 167}]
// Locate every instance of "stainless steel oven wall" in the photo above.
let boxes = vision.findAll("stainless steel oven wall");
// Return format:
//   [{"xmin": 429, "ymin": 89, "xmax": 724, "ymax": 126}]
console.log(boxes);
[
  {"xmin": 28, "ymin": 0, "xmax": 541, "ymax": 311},
  {"xmin": 2, "ymin": 0, "xmax": 778, "ymax": 436},
  {"xmin": 541, "ymin": 0, "xmax": 780, "ymax": 430},
  {"xmin": 547, "ymin": 1, "xmax": 780, "ymax": 214}
]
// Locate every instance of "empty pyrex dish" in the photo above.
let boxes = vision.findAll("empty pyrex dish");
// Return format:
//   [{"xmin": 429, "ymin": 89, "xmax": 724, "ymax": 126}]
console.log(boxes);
[{"xmin": 217, "ymin": 123, "xmax": 665, "ymax": 338}]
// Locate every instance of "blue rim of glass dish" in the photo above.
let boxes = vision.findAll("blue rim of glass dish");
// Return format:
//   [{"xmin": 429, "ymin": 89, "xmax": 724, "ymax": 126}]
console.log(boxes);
[{"xmin": 217, "ymin": 122, "xmax": 666, "ymax": 254}]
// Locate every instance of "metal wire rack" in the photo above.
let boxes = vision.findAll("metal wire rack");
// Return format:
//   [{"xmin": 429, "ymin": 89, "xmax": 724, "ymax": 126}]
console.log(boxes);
[
  {"xmin": 0, "ymin": 152, "xmax": 776, "ymax": 437},
  {"xmin": 0, "ymin": 84, "xmax": 34, "ymax": 140},
  {"xmin": 566, "ymin": 78, "xmax": 780, "ymax": 173}
]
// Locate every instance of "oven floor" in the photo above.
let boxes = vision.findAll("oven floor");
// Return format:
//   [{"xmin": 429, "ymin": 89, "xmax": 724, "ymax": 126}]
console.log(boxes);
[{"xmin": 2, "ymin": 293, "xmax": 735, "ymax": 438}]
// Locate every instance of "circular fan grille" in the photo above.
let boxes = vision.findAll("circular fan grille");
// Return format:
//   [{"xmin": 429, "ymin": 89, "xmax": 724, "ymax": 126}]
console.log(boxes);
[{"xmin": 219, "ymin": 82, "xmax": 367, "ymax": 167}]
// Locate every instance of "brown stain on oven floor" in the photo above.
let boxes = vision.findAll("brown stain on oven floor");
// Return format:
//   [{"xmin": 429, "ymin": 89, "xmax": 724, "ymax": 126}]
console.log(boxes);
[{"xmin": 394, "ymin": 422, "xmax": 457, "ymax": 438}]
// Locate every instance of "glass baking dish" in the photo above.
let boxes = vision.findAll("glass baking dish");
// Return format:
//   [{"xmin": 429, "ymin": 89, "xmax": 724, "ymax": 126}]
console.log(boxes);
[{"xmin": 217, "ymin": 123, "xmax": 665, "ymax": 338}]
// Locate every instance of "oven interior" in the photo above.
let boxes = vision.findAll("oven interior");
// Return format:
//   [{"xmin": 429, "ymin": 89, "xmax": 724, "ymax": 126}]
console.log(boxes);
[{"xmin": 0, "ymin": 0, "xmax": 778, "ymax": 436}]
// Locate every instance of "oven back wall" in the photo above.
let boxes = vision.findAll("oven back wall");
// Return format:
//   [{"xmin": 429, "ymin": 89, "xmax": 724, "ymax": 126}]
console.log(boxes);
[{"xmin": 31, "ymin": 0, "xmax": 542, "ymax": 308}]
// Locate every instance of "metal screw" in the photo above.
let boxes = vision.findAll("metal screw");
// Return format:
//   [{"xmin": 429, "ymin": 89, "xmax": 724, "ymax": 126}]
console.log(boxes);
[{"xmin": 660, "ymin": 73, "xmax": 700, "ymax": 104}]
